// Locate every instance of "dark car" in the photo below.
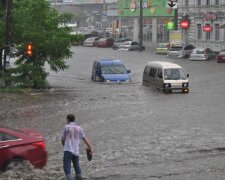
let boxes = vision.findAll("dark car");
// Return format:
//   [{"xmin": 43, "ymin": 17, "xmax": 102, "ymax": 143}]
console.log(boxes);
[
  {"xmin": 96, "ymin": 38, "xmax": 114, "ymax": 47},
  {"xmin": 217, "ymin": 49, "xmax": 225, "ymax": 63},
  {"xmin": 112, "ymin": 38, "xmax": 132, "ymax": 50},
  {"xmin": 0, "ymin": 127, "xmax": 47, "ymax": 171}
]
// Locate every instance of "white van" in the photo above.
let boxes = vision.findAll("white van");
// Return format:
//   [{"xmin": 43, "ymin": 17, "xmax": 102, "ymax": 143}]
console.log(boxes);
[{"xmin": 142, "ymin": 61, "xmax": 189, "ymax": 93}]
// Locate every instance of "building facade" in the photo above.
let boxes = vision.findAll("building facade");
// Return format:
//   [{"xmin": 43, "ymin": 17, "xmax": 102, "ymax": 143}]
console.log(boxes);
[
  {"xmin": 179, "ymin": 0, "xmax": 225, "ymax": 51},
  {"xmin": 117, "ymin": 0, "xmax": 175, "ymax": 43}
]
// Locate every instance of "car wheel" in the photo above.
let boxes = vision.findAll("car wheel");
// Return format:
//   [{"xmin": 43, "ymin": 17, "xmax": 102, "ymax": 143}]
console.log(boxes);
[{"xmin": 5, "ymin": 158, "xmax": 27, "ymax": 171}]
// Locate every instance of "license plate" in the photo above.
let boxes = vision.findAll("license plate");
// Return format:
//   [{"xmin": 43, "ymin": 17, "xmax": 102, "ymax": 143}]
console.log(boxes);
[{"xmin": 172, "ymin": 89, "xmax": 182, "ymax": 93}]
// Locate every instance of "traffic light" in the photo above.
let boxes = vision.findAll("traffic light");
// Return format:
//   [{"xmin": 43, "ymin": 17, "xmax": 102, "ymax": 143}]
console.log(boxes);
[
  {"xmin": 180, "ymin": 15, "xmax": 190, "ymax": 29},
  {"xmin": 26, "ymin": 42, "xmax": 33, "ymax": 57},
  {"xmin": 166, "ymin": 21, "xmax": 175, "ymax": 30}
]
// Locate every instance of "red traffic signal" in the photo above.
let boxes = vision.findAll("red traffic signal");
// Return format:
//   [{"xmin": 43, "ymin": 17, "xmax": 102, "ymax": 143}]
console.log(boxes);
[
  {"xmin": 203, "ymin": 25, "xmax": 213, "ymax": 32},
  {"xmin": 26, "ymin": 43, "xmax": 33, "ymax": 57},
  {"xmin": 180, "ymin": 20, "xmax": 189, "ymax": 29}
]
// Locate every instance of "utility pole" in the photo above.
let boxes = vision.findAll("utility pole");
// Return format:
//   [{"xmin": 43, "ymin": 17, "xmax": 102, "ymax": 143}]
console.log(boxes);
[
  {"xmin": 102, "ymin": 0, "xmax": 107, "ymax": 37},
  {"xmin": 3, "ymin": 0, "xmax": 13, "ymax": 70},
  {"xmin": 139, "ymin": 0, "xmax": 143, "ymax": 51}
]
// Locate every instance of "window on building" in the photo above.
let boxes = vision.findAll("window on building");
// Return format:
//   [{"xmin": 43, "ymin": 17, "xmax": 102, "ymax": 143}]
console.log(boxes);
[
  {"xmin": 215, "ymin": 24, "xmax": 220, "ymax": 41},
  {"xmin": 197, "ymin": 0, "xmax": 201, "ymax": 6},
  {"xmin": 185, "ymin": 0, "xmax": 189, "ymax": 6},
  {"xmin": 206, "ymin": 0, "xmax": 210, "ymax": 5},
  {"xmin": 197, "ymin": 24, "xmax": 202, "ymax": 40},
  {"xmin": 205, "ymin": 24, "xmax": 211, "ymax": 40},
  {"xmin": 215, "ymin": 0, "xmax": 219, "ymax": 5}
]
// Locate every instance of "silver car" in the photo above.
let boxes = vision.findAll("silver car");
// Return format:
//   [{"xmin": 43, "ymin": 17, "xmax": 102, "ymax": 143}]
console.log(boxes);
[
  {"xmin": 112, "ymin": 38, "xmax": 132, "ymax": 50},
  {"xmin": 167, "ymin": 44, "xmax": 195, "ymax": 58},
  {"xmin": 118, "ymin": 41, "xmax": 145, "ymax": 51},
  {"xmin": 190, "ymin": 48, "xmax": 216, "ymax": 61}
]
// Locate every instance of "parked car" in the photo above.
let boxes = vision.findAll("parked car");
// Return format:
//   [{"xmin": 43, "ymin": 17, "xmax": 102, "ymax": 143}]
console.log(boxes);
[
  {"xmin": 83, "ymin": 37, "xmax": 100, "ymax": 47},
  {"xmin": 112, "ymin": 38, "xmax": 132, "ymax": 50},
  {"xmin": 142, "ymin": 61, "xmax": 189, "ymax": 93},
  {"xmin": 91, "ymin": 59, "xmax": 131, "ymax": 83},
  {"xmin": 190, "ymin": 48, "xmax": 216, "ymax": 61},
  {"xmin": 96, "ymin": 38, "xmax": 114, "ymax": 47},
  {"xmin": 0, "ymin": 127, "xmax": 47, "ymax": 171},
  {"xmin": 167, "ymin": 45, "xmax": 183, "ymax": 57},
  {"xmin": 118, "ymin": 41, "xmax": 145, "ymax": 51},
  {"xmin": 167, "ymin": 44, "xmax": 195, "ymax": 58},
  {"xmin": 216, "ymin": 49, "xmax": 225, "ymax": 63},
  {"xmin": 155, "ymin": 43, "xmax": 170, "ymax": 54},
  {"xmin": 177, "ymin": 44, "xmax": 195, "ymax": 58}
]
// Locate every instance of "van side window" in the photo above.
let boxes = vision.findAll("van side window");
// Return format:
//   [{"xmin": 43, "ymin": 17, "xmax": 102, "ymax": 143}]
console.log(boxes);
[
  {"xmin": 144, "ymin": 67, "xmax": 151, "ymax": 75},
  {"xmin": 149, "ymin": 68, "xmax": 157, "ymax": 77},
  {"xmin": 157, "ymin": 68, "xmax": 162, "ymax": 79}
]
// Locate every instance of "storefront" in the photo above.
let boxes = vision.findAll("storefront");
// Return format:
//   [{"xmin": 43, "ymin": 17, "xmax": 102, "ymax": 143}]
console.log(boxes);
[{"xmin": 117, "ymin": 0, "xmax": 174, "ymax": 43}]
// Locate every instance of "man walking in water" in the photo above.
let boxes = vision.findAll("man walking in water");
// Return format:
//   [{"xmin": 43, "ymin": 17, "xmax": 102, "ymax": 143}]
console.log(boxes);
[{"xmin": 61, "ymin": 114, "xmax": 93, "ymax": 180}]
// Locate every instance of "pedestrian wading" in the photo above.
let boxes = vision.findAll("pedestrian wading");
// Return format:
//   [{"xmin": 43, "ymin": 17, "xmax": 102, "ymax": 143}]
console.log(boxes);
[{"xmin": 61, "ymin": 114, "xmax": 93, "ymax": 180}]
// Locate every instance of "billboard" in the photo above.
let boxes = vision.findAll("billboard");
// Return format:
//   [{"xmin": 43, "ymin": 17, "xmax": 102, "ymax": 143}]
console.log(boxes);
[{"xmin": 117, "ymin": 0, "xmax": 174, "ymax": 17}]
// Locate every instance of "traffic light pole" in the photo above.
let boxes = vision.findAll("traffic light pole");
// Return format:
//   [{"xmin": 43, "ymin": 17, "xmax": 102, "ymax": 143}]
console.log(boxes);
[
  {"xmin": 139, "ymin": 0, "xmax": 143, "ymax": 51},
  {"xmin": 174, "ymin": 7, "xmax": 178, "ymax": 30}
]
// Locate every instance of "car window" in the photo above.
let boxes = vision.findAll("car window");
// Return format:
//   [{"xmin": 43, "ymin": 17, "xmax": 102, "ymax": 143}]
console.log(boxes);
[
  {"xmin": 184, "ymin": 46, "xmax": 189, "ymax": 50},
  {"xmin": 169, "ymin": 46, "xmax": 182, "ymax": 51},
  {"xmin": 157, "ymin": 68, "xmax": 163, "ymax": 79},
  {"xmin": 144, "ymin": 67, "xmax": 151, "ymax": 75},
  {"xmin": 0, "ymin": 132, "xmax": 18, "ymax": 141},
  {"xmin": 101, "ymin": 64, "xmax": 127, "ymax": 74},
  {"xmin": 149, "ymin": 68, "xmax": 157, "ymax": 77},
  {"xmin": 164, "ymin": 68, "xmax": 187, "ymax": 80},
  {"xmin": 157, "ymin": 44, "xmax": 167, "ymax": 48},
  {"xmin": 131, "ymin": 42, "xmax": 139, "ymax": 45}
]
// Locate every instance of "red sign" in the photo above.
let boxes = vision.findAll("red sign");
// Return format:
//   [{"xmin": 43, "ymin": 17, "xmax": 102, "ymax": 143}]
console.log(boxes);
[
  {"xmin": 203, "ymin": 25, "xmax": 213, "ymax": 32},
  {"xmin": 180, "ymin": 20, "xmax": 189, "ymax": 29}
]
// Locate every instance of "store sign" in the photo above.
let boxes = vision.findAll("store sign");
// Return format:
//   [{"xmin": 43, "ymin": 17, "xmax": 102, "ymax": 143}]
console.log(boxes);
[
  {"xmin": 180, "ymin": 20, "xmax": 189, "ymax": 29},
  {"xmin": 203, "ymin": 25, "xmax": 213, "ymax": 32}
]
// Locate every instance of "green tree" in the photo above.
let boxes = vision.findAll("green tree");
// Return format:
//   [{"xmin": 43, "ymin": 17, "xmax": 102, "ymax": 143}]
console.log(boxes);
[{"xmin": 5, "ymin": 0, "xmax": 75, "ymax": 88}]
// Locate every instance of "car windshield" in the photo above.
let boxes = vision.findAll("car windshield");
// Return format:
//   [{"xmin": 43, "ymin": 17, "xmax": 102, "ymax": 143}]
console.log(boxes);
[
  {"xmin": 157, "ymin": 44, "xmax": 167, "ymax": 48},
  {"xmin": 101, "ymin": 64, "xmax": 127, "ymax": 74},
  {"xmin": 193, "ymin": 49, "xmax": 204, "ymax": 54},
  {"xmin": 169, "ymin": 46, "xmax": 182, "ymax": 51},
  {"xmin": 164, "ymin": 68, "xmax": 187, "ymax": 80}
]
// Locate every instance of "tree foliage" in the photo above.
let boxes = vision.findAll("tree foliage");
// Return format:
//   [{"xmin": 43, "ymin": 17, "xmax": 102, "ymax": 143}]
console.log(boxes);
[{"xmin": 3, "ymin": 0, "xmax": 76, "ymax": 88}]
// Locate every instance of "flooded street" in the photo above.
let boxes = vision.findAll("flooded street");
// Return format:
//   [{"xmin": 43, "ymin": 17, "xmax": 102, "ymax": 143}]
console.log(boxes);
[{"xmin": 1, "ymin": 46, "xmax": 225, "ymax": 179}]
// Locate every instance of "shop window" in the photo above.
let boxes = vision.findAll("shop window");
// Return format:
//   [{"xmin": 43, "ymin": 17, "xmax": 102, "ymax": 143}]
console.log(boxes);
[
  {"xmin": 206, "ymin": 0, "xmax": 210, "ymax": 6},
  {"xmin": 197, "ymin": 0, "xmax": 201, "ymax": 6},
  {"xmin": 215, "ymin": 24, "xmax": 220, "ymax": 41},
  {"xmin": 197, "ymin": 24, "xmax": 202, "ymax": 40}
]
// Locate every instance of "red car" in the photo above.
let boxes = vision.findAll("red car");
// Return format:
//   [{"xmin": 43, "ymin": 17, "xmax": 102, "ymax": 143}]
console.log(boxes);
[
  {"xmin": 0, "ymin": 127, "xmax": 47, "ymax": 171},
  {"xmin": 96, "ymin": 38, "xmax": 114, "ymax": 47},
  {"xmin": 217, "ymin": 50, "xmax": 225, "ymax": 63}
]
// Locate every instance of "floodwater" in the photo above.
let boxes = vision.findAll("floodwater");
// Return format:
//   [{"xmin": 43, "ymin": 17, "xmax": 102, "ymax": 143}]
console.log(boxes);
[{"xmin": 1, "ymin": 46, "xmax": 225, "ymax": 179}]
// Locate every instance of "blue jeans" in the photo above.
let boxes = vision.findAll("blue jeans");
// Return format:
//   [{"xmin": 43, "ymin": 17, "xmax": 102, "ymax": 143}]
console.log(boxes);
[{"xmin": 63, "ymin": 151, "xmax": 82, "ymax": 180}]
